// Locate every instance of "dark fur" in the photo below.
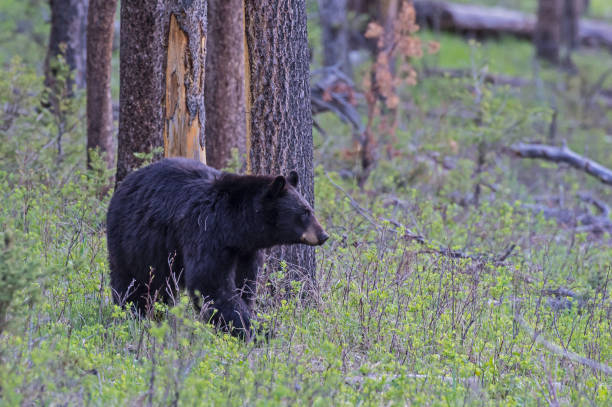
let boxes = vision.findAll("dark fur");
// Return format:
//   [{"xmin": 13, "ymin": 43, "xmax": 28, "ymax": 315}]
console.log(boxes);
[{"xmin": 107, "ymin": 158, "xmax": 327, "ymax": 336}]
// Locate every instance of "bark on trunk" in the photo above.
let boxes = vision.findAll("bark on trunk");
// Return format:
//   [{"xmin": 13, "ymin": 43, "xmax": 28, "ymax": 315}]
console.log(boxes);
[
  {"xmin": 45, "ymin": 0, "xmax": 88, "ymax": 93},
  {"xmin": 245, "ymin": 0, "xmax": 316, "ymax": 282},
  {"xmin": 117, "ymin": 0, "xmax": 207, "ymax": 183},
  {"xmin": 86, "ymin": 0, "xmax": 117, "ymax": 169},
  {"xmin": 204, "ymin": 0, "xmax": 246, "ymax": 170},
  {"xmin": 318, "ymin": 0, "xmax": 350, "ymax": 75},
  {"xmin": 562, "ymin": 0, "xmax": 579, "ymax": 51},
  {"xmin": 535, "ymin": 0, "xmax": 562, "ymax": 62}
]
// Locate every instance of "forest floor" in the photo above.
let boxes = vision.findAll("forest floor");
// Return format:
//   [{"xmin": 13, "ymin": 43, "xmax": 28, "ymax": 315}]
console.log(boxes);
[{"xmin": 1, "ymin": 1, "xmax": 612, "ymax": 405}]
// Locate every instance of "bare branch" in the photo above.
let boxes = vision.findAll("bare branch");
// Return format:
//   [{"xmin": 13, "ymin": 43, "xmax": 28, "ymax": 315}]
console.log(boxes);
[
  {"xmin": 325, "ymin": 173, "xmax": 500, "ymax": 261},
  {"xmin": 311, "ymin": 66, "xmax": 365, "ymax": 133},
  {"xmin": 517, "ymin": 314, "xmax": 612, "ymax": 376},
  {"xmin": 541, "ymin": 287, "xmax": 582, "ymax": 300},
  {"xmin": 497, "ymin": 243, "xmax": 517, "ymax": 262},
  {"xmin": 510, "ymin": 143, "xmax": 612, "ymax": 186},
  {"xmin": 578, "ymin": 192, "xmax": 611, "ymax": 217}
]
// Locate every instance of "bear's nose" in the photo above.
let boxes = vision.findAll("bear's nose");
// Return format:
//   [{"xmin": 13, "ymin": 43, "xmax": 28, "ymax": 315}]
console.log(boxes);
[{"xmin": 318, "ymin": 231, "xmax": 329, "ymax": 245}]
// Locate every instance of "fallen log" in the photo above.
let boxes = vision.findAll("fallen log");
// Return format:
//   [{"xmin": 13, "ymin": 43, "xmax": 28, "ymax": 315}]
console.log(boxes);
[
  {"xmin": 414, "ymin": 1, "xmax": 612, "ymax": 49},
  {"xmin": 581, "ymin": 18, "xmax": 612, "ymax": 48},
  {"xmin": 509, "ymin": 142, "xmax": 612, "ymax": 186},
  {"xmin": 414, "ymin": 1, "xmax": 534, "ymax": 38}
]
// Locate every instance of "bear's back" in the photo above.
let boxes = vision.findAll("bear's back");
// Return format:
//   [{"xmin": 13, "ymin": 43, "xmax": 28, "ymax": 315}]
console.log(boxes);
[
  {"xmin": 137, "ymin": 157, "xmax": 220, "ymax": 184},
  {"xmin": 108, "ymin": 158, "xmax": 221, "ymax": 233}
]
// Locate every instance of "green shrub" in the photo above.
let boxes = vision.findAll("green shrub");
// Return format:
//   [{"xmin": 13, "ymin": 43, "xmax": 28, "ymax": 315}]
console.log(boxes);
[{"xmin": 0, "ymin": 213, "xmax": 42, "ymax": 332}]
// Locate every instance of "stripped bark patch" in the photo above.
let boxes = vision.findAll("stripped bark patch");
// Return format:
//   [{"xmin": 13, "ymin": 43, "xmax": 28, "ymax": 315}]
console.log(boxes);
[
  {"xmin": 164, "ymin": 14, "xmax": 206, "ymax": 162},
  {"xmin": 118, "ymin": 0, "xmax": 207, "ymax": 182},
  {"xmin": 243, "ymin": 2, "xmax": 252, "ymax": 174}
]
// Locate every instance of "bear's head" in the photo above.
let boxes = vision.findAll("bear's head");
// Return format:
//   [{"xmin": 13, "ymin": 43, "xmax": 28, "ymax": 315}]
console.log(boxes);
[{"xmin": 263, "ymin": 171, "xmax": 329, "ymax": 247}]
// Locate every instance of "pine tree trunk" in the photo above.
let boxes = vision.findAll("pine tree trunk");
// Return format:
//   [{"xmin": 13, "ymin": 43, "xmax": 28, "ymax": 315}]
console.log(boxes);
[
  {"xmin": 535, "ymin": 0, "xmax": 562, "ymax": 63},
  {"xmin": 86, "ymin": 0, "xmax": 117, "ymax": 169},
  {"xmin": 117, "ymin": 0, "xmax": 207, "ymax": 183},
  {"xmin": 45, "ymin": 0, "xmax": 88, "ymax": 92},
  {"xmin": 562, "ymin": 0, "xmax": 584, "ymax": 57},
  {"xmin": 204, "ymin": 0, "xmax": 246, "ymax": 170},
  {"xmin": 318, "ymin": 0, "xmax": 350, "ymax": 75},
  {"xmin": 245, "ymin": 0, "xmax": 316, "ymax": 282}
]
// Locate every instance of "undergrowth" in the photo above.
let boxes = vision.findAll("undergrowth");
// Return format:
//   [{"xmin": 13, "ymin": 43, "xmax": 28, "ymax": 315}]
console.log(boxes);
[{"xmin": 1, "ymin": 3, "xmax": 612, "ymax": 405}]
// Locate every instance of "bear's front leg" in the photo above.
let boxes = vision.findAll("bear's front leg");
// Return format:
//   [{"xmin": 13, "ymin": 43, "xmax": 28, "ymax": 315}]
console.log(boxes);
[
  {"xmin": 235, "ymin": 251, "xmax": 262, "ymax": 309},
  {"xmin": 185, "ymin": 254, "xmax": 253, "ymax": 338},
  {"xmin": 209, "ymin": 290, "xmax": 252, "ymax": 337}
]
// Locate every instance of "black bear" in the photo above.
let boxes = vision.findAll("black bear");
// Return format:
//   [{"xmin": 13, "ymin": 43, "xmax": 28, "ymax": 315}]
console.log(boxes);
[{"xmin": 107, "ymin": 157, "xmax": 328, "ymax": 336}]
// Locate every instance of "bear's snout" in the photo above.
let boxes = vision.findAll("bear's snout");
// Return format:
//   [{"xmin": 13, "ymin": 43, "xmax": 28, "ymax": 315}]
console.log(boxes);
[
  {"xmin": 300, "ymin": 218, "xmax": 329, "ymax": 246},
  {"xmin": 318, "ymin": 230, "xmax": 329, "ymax": 245}
]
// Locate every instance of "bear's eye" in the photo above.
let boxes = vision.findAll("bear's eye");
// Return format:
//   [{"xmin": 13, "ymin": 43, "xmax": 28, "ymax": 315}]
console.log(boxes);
[{"xmin": 300, "ymin": 209, "xmax": 311, "ymax": 222}]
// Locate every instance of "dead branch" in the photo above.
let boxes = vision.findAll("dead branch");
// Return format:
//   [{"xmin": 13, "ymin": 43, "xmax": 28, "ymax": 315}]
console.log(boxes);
[
  {"xmin": 578, "ymin": 192, "xmax": 611, "ymax": 217},
  {"xmin": 497, "ymin": 243, "xmax": 517, "ymax": 262},
  {"xmin": 325, "ymin": 172, "xmax": 425, "ymax": 243},
  {"xmin": 325, "ymin": 173, "xmax": 507, "ymax": 261},
  {"xmin": 541, "ymin": 287, "xmax": 582, "ymax": 300},
  {"xmin": 524, "ymin": 194, "xmax": 612, "ymax": 235},
  {"xmin": 510, "ymin": 143, "xmax": 612, "ymax": 187},
  {"xmin": 517, "ymin": 314, "xmax": 612, "ymax": 376},
  {"xmin": 524, "ymin": 203, "xmax": 578, "ymax": 226},
  {"xmin": 311, "ymin": 66, "xmax": 365, "ymax": 133}
]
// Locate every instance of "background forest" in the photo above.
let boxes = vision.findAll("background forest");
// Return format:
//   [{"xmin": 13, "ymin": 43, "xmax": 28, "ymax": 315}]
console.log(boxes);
[{"xmin": 1, "ymin": 0, "xmax": 612, "ymax": 405}]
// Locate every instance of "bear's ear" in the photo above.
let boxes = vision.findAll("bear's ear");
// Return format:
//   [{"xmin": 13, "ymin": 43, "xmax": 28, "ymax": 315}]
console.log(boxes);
[
  {"xmin": 268, "ymin": 175, "xmax": 286, "ymax": 197},
  {"xmin": 288, "ymin": 171, "xmax": 299, "ymax": 187}
]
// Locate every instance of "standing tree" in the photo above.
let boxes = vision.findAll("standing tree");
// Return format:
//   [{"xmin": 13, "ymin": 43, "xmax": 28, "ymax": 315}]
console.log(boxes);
[
  {"xmin": 535, "ymin": 0, "xmax": 562, "ymax": 63},
  {"xmin": 116, "ymin": 1, "xmax": 207, "ymax": 183},
  {"xmin": 319, "ymin": 0, "xmax": 350, "ymax": 75},
  {"xmin": 204, "ymin": 0, "xmax": 246, "ymax": 170},
  {"xmin": 86, "ymin": 0, "xmax": 117, "ymax": 169},
  {"xmin": 562, "ymin": 0, "xmax": 580, "ymax": 54},
  {"xmin": 244, "ymin": 0, "xmax": 316, "ymax": 281},
  {"xmin": 45, "ymin": 0, "xmax": 88, "ymax": 93}
]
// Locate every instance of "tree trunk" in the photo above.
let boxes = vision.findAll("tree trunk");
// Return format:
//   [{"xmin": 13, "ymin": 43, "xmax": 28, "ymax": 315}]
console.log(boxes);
[
  {"xmin": 245, "ymin": 0, "xmax": 316, "ymax": 282},
  {"xmin": 117, "ymin": 0, "xmax": 207, "ymax": 183},
  {"xmin": 535, "ymin": 0, "xmax": 562, "ymax": 63},
  {"xmin": 45, "ymin": 0, "xmax": 88, "ymax": 91},
  {"xmin": 318, "ymin": 0, "xmax": 350, "ymax": 75},
  {"xmin": 562, "ymin": 0, "xmax": 589, "ymax": 61},
  {"xmin": 562, "ymin": 0, "xmax": 580, "ymax": 52},
  {"xmin": 86, "ymin": 0, "xmax": 117, "ymax": 169},
  {"xmin": 380, "ymin": 0, "xmax": 398, "ymax": 53},
  {"xmin": 204, "ymin": 0, "xmax": 246, "ymax": 170}
]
